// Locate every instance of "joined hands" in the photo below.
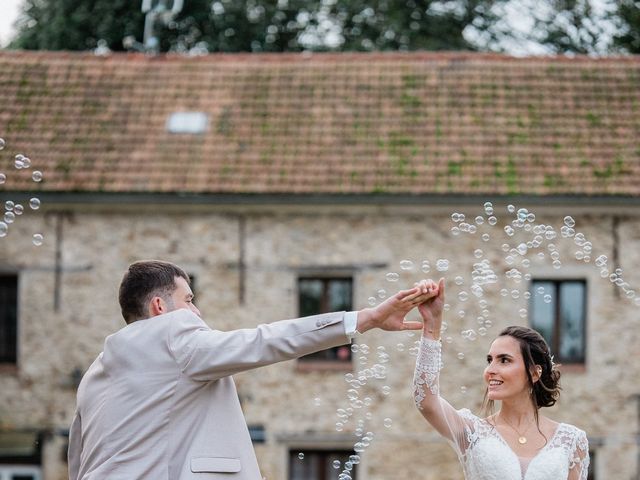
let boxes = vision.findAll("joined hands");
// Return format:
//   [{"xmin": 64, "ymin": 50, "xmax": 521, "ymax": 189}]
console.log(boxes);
[{"xmin": 356, "ymin": 279, "xmax": 442, "ymax": 334}]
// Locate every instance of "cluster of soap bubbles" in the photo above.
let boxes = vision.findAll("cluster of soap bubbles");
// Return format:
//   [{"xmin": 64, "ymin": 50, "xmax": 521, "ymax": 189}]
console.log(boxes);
[
  {"xmin": 308, "ymin": 200, "xmax": 640, "ymax": 470},
  {"xmin": 0, "ymin": 138, "xmax": 44, "ymax": 245},
  {"xmin": 312, "ymin": 338, "xmax": 423, "ymax": 478}
]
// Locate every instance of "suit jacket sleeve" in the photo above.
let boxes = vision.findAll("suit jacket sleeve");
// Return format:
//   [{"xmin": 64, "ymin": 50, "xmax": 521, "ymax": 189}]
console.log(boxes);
[
  {"xmin": 168, "ymin": 309, "xmax": 350, "ymax": 382},
  {"xmin": 68, "ymin": 410, "xmax": 82, "ymax": 480}
]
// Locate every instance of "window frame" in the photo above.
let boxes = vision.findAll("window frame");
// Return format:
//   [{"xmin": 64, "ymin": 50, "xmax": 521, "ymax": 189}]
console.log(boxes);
[
  {"xmin": 287, "ymin": 448, "xmax": 358, "ymax": 480},
  {"xmin": 529, "ymin": 278, "xmax": 588, "ymax": 365},
  {"xmin": 296, "ymin": 276, "xmax": 353, "ymax": 368},
  {"xmin": 0, "ymin": 273, "xmax": 19, "ymax": 367}
]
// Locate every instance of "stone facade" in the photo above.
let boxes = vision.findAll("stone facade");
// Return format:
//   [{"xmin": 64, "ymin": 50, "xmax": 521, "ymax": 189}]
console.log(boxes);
[{"xmin": 0, "ymin": 201, "xmax": 638, "ymax": 480}]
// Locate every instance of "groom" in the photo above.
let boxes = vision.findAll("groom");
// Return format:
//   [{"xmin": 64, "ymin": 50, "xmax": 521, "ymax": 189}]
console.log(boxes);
[{"xmin": 68, "ymin": 260, "xmax": 434, "ymax": 480}]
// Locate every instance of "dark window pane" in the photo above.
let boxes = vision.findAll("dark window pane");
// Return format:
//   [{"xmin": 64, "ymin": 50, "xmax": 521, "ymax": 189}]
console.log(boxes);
[
  {"xmin": 299, "ymin": 279, "xmax": 324, "ymax": 317},
  {"xmin": 559, "ymin": 281, "xmax": 586, "ymax": 363},
  {"xmin": 530, "ymin": 279, "xmax": 586, "ymax": 365},
  {"xmin": 12, "ymin": 476, "xmax": 37, "ymax": 480},
  {"xmin": 298, "ymin": 278, "xmax": 352, "ymax": 363},
  {"xmin": 289, "ymin": 450, "xmax": 356, "ymax": 480},
  {"xmin": 587, "ymin": 449, "xmax": 595, "ymax": 480},
  {"xmin": 328, "ymin": 280, "xmax": 352, "ymax": 312},
  {"xmin": 530, "ymin": 281, "xmax": 555, "ymax": 348},
  {"xmin": 0, "ymin": 275, "xmax": 18, "ymax": 364}
]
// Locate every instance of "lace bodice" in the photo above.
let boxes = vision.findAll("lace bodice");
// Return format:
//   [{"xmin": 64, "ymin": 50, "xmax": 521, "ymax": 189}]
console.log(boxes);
[
  {"xmin": 413, "ymin": 337, "xmax": 590, "ymax": 480},
  {"xmin": 458, "ymin": 409, "xmax": 589, "ymax": 480}
]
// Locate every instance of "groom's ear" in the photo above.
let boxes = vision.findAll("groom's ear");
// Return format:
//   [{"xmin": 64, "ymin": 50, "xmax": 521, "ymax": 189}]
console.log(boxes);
[{"xmin": 148, "ymin": 296, "xmax": 167, "ymax": 317}]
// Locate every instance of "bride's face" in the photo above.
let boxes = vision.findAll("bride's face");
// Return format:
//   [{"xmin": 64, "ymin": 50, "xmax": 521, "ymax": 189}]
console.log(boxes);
[{"xmin": 483, "ymin": 335, "xmax": 530, "ymax": 401}]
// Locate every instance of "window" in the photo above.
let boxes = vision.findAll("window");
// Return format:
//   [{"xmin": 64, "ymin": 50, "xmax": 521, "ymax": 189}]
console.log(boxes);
[
  {"xmin": 165, "ymin": 112, "xmax": 208, "ymax": 134},
  {"xmin": 0, "ymin": 275, "xmax": 18, "ymax": 365},
  {"xmin": 297, "ymin": 278, "xmax": 352, "ymax": 363},
  {"xmin": 529, "ymin": 279, "xmax": 586, "ymax": 364},
  {"xmin": 0, "ymin": 467, "xmax": 41, "ymax": 480},
  {"xmin": 587, "ymin": 448, "xmax": 595, "ymax": 480},
  {"xmin": 289, "ymin": 449, "xmax": 357, "ymax": 480}
]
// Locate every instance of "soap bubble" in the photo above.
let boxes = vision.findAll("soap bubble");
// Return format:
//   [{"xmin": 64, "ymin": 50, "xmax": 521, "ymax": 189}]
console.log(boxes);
[
  {"xmin": 32, "ymin": 170, "xmax": 43, "ymax": 182},
  {"xmin": 32, "ymin": 233, "xmax": 44, "ymax": 246},
  {"xmin": 382, "ymin": 386, "xmax": 391, "ymax": 395},
  {"xmin": 454, "ymin": 276, "xmax": 464, "ymax": 285},
  {"xmin": 333, "ymin": 460, "xmax": 341, "ymax": 469},
  {"xmin": 5, "ymin": 201, "xmax": 14, "ymax": 211},
  {"xmin": 0, "ymin": 138, "xmax": 5, "ymax": 150},
  {"xmin": 458, "ymin": 291, "xmax": 469, "ymax": 301},
  {"xmin": 383, "ymin": 418, "xmax": 393, "ymax": 428},
  {"xmin": 22, "ymin": 157, "xmax": 31, "ymax": 168},
  {"xmin": 460, "ymin": 386, "xmax": 468, "ymax": 394},
  {"xmin": 475, "ymin": 215, "xmax": 485, "ymax": 225},
  {"xmin": 13, "ymin": 204, "xmax": 23, "ymax": 215},
  {"xmin": 386, "ymin": 272, "xmax": 399, "ymax": 282},
  {"xmin": 507, "ymin": 204, "xmax": 515, "ymax": 213},
  {"xmin": 474, "ymin": 249, "xmax": 483, "ymax": 258},
  {"xmin": 482, "ymin": 233, "xmax": 490, "ymax": 242},
  {"xmin": 400, "ymin": 260, "xmax": 414, "ymax": 270},
  {"xmin": 0, "ymin": 222, "xmax": 7, "ymax": 238},
  {"xmin": 519, "ymin": 308, "xmax": 527, "ymax": 318},
  {"xmin": 0, "ymin": 173, "xmax": 5, "ymax": 184},
  {"xmin": 595, "ymin": 255, "xmax": 607, "ymax": 267},
  {"xmin": 504, "ymin": 226, "xmax": 514, "ymax": 236},
  {"xmin": 457, "ymin": 352, "xmax": 465, "ymax": 360},
  {"xmin": 421, "ymin": 260, "xmax": 431, "ymax": 273},
  {"xmin": 14, "ymin": 154, "xmax": 25, "ymax": 169},
  {"xmin": 564, "ymin": 216, "xmax": 576, "ymax": 227},
  {"xmin": 4, "ymin": 212, "xmax": 15, "ymax": 224},
  {"xmin": 298, "ymin": 453, "xmax": 305, "ymax": 460},
  {"xmin": 543, "ymin": 294, "xmax": 552, "ymax": 304},
  {"xmin": 367, "ymin": 297, "xmax": 377, "ymax": 306},
  {"xmin": 436, "ymin": 259, "xmax": 449, "ymax": 271}
]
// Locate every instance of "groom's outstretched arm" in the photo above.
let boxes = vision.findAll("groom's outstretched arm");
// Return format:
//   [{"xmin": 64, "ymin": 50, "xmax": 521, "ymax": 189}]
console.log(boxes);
[{"xmin": 168, "ymin": 284, "xmax": 436, "ymax": 382}]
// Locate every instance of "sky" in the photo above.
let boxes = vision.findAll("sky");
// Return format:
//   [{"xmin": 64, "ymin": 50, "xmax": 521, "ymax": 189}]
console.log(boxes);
[{"xmin": 0, "ymin": 0, "xmax": 21, "ymax": 47}]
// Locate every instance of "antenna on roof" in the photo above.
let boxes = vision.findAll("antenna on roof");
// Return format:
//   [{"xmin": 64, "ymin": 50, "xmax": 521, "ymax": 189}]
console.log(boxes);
[{"xmin": 124, "ymin": 0, "xmax": 184, "ymax": 53}]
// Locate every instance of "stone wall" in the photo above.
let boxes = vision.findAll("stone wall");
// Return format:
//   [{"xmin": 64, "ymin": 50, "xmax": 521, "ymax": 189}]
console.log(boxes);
[{"xmin": 0, "ymin": 203, "xmax": 638, "ymax": 479}]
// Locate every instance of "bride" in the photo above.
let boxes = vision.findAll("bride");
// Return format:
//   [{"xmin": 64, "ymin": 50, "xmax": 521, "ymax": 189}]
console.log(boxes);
[{"xmin": 412, "ymin": 279, "xmax": 589, "ymax": 480}]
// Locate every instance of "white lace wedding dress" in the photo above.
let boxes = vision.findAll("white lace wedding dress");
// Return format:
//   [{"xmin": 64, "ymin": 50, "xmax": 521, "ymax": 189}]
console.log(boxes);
[{"xmin": 413, "ymin": 337, "xmax": 590, "ymax": 480}]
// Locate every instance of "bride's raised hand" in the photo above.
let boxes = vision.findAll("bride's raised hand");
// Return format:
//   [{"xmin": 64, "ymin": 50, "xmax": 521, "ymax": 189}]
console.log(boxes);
[{"xmin": 417, "ymin": 278, "xmax": 445, "ymax": 339}]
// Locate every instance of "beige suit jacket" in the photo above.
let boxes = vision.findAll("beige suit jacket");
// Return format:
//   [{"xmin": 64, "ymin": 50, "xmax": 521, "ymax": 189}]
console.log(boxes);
[{"xmin": 68, "ymin": 308, "xmax": 349, "ymax": 479}]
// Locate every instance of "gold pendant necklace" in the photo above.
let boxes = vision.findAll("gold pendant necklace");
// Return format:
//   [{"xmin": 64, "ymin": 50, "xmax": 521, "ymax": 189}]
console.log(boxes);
[{"xmin": 500, "ymin": 414, "xmax": 534, "ymax": 445}]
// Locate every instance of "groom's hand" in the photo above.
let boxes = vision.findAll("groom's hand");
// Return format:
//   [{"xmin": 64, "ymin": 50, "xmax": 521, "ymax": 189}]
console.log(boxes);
[{"xmin": 356, "ymin": 280, "xmax": 440, "ymax": 334}]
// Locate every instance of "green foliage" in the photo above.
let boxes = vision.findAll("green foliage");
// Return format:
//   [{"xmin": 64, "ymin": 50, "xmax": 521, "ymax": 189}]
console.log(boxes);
[
  {"xmin": 11, "ymin": 0, "xmax": 144, "ymax": 51},
  {"xmin": 9, "ymin": 0, "xmax": 503, "ymax": 53},
  {"xmin": 612, "ymin": 0, "xmax": 640, "ymax": 53}
]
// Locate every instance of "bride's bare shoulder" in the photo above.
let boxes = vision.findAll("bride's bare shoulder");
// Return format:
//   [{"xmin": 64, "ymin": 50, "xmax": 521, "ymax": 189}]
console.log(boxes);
[{"xmin": 540, "ymin": 416, "xmax": 560, "ymax": 435}]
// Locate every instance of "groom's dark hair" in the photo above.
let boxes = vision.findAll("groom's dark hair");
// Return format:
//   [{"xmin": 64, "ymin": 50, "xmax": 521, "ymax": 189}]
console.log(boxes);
[{"xmin": 119, "ymin": 260, "xmax": 190, "ymax": 324}]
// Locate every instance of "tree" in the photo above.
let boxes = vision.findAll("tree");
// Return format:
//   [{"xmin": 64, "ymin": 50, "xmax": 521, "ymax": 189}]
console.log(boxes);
[
  {"xmin": 495, "ymin": 0, "xmax": 613, "ymax": 55},
  {"xmin": 11, "ymin": 0, "xmax": 144, "ymax": 51},
  {"xmin": 10, "ymin": 0, "xmax": 505, "ymax": 53},
  {"xmin": 612, "ymin": 0, "xmax": 640, "ymax": 53}
]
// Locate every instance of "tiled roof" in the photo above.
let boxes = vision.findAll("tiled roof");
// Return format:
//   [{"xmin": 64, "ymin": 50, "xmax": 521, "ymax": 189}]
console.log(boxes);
[{"xmin": 0, "ymin": 50, "xmax": 639, "ymax": 196}]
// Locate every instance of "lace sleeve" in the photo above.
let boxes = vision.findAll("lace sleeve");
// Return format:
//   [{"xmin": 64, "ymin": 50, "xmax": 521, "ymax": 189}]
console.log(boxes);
[
  {"xmin": 568, "ymin": 429, "xmax": 590, "ymax": 480},
  {"xmin": 412, "ymin": 335, "xmax": 475, "ymax": 459},
  {"xmin": 413, "ymin": 336, "xmax": 443, "ymax": 408}
]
